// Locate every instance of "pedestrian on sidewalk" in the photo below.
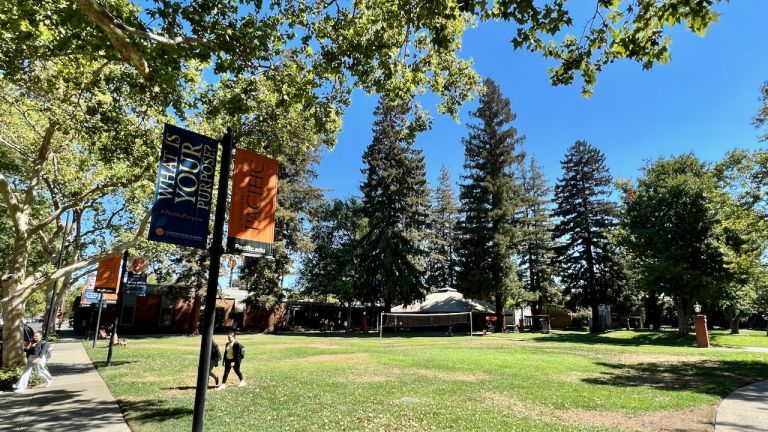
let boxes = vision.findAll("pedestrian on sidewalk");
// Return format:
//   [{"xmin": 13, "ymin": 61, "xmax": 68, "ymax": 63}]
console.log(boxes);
[
  {"xmin": 209, "ymin": 340, "xmax": 221, "ymax": 387},
  {"xmin": 216, "ymin": 331, "xmax": 245, "ymax": 390},
  {"xmin": 14, "ymin": 331, "xmax": 53, "ymax": 393}
]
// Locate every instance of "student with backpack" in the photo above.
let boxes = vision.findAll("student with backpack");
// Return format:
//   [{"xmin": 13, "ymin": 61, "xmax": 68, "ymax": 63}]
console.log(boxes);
[
  {"xmin": 209, "ymin": 340, "xmax": 222, "ymax": 387},
  {"xmin": 14, "ymin": 331, "xmax": 53, "ymax": 393},
  {"xmin": 216, "ymin": 330, "xmax": 245, "ymax": 389}
]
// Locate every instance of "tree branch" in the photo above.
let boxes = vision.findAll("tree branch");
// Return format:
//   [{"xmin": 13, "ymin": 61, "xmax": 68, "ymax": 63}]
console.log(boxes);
[
  {"xmin": 26, "ymin": 209, "xmax": 152, "ymax": 289},
  {"xmin": 72, "ymin": 0, "xmax": 215, "ymax": 79},
  {"xmin": 72, "ymin": 0, "xmax": 151, "ymax": 79},
  {"xmin": 29, "ymin": 177, "xmax": 127, "ymax": 236},
  {"xmin": 0, "ymin": 173, "xmax": 23, "ymax": 234},
  {"xmin": 0, "ymin": 133, "xmax": 32, "ymax": 159},
  {"xmin": 23, "ymin": 124, "xmax": 56, "ymax": 210},
  {"xmin": 79, "ymin": 203, "xmax": 128, "ymax": 239}
]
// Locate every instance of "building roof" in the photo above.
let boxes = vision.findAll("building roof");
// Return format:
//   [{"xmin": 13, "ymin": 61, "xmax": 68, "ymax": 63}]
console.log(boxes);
[{"xmin": 391, "ymin": 288, "xmax": 496, "ymax": 314}]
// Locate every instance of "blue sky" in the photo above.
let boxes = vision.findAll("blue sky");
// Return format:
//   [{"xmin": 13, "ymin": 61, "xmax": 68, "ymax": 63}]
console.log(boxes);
[{"xmin": 315, "ymin": 2, "xmax": 768, "ymax": 200}]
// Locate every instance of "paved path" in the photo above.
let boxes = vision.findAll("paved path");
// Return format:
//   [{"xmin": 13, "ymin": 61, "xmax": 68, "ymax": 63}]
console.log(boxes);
[
  {"xmin": 0, "ymin": 330, "xmax": 131, "ymax": 432},
  {"xmin": 716, "ymin": 379, "xmax": 768, "ymax": 432}
]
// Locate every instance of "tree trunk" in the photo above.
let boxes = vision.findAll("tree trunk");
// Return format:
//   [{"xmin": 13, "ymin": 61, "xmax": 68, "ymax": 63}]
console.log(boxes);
[
  {"xmin": 494, "ymin": 294, "xmax": 505, "ymax": 333},
  {"xmin": 676, "ymin": 298, "xmax": 690, "ymax": 337},
  {"xmin": 346, "ymin": 303, "xmax": 352, "ymax": 331},
  {"xmin": 590, "ymin": 303, "xmax": 602, "ymax": 333},
  {"xmin": 729, "ymin": 310, "xmax": 741, "ymax": 335},
  {"xmin": 1, "ymin": 279, "xmax": 28, "ymax": 367},
  {"xmin": 188, "ymin": 294, "xmax": 201, "ymax": 335}
]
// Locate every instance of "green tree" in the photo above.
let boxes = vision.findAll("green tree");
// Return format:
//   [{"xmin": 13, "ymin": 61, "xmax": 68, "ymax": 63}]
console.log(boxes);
[
  {"xmin": 426, "ymin": 166, "xmax": 460, "ymax": 289},
  {"xmin": 712, "ymin": 150, "xmax": 768, "ymax": 334},
  {"xmin": 552, "ymin": 140, "xmax": 623, "ymax": 333},
  {"xmin": 358, "ymin": 98, "xmax": 431, "ymax": 311},
  {"xmin": 299, "ymin": 198, "xmax": 367, "ymax": 328},
  {"xmin": 754, "ymin": 81, "xmax": 768, "ymax": 142},
  {"xmin": 621, "ymin": 154, "xmax": 726, "ymax": 336},
  {"xmin": 0, "ymin": 61, "xmax": 158, "ymax": 367},
  {"xmin": 5, "ymin": 1, "xmax": 723, "ymax": 111},
  {"xmin": 716, "ymin": 198, "xmax": 768, "ymax": 334},
  {"xmin": 518, "ymin": 156, "xmax": 559, "ymax": 314},
  {"xmin": 456, "ymin": 78, "xmax": 525, "ymax": 332}
]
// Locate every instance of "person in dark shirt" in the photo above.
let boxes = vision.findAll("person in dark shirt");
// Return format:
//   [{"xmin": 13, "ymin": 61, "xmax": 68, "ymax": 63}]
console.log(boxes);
[
  {"xmin": 209, "ymin": 340, "xmax": 221, "ymax": 387},
  {"xmin": 14, "ymin": 331, "xmax": 53, "ymax": 393}
]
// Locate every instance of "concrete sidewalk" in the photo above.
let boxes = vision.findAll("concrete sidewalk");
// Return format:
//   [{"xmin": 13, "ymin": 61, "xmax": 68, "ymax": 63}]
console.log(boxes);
[
  {"xmin": 0, "ymin": 330, "xmax": 130, "ymax": 432},
  {"xmin": 715, "ymin": 379, "xmax": 768, "ymax": 432}
]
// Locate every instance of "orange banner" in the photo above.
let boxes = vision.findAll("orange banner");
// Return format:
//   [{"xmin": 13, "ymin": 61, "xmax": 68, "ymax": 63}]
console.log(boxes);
[
  {"xmin": 227, "ymin": 148, "xmax": 278, "ymax": 257},
  {"xmin": 95, "ymin": 254, "xmax": 122, "ymax": 294}
]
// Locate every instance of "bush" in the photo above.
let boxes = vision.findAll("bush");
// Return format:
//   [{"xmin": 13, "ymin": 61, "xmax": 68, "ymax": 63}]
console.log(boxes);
[
  {"xmin": 570, "ymin": 308, "xmax": 592, "ymax": 330},
  {"xmin": 0, "ymin": 364, "xmax": 43, "ymax": 391}
]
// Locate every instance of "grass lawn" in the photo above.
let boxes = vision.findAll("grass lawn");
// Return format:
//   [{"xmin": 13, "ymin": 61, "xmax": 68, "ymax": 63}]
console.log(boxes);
[{"xmin": 86, "ymin": 330, "xmax": 768, "ymax": 432}]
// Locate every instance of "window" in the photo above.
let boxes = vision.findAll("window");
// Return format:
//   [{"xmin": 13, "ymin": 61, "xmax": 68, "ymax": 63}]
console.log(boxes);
[
  {"xmin": 159, "ymin": 296, "xmax": 173, "ymax": 327},
  {"xmin": 120, "ymin": 294, "xmax": 137, "ymax": 326}
]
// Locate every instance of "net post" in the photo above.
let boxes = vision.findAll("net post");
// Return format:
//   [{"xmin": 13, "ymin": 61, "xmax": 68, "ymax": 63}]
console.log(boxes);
[
  {"xmin": 379, "ymin": 313, "xmax": 384, "ymax": 341},
  {"xmin": 470, "ymin": 311, "xmax": 473, "ymax": 340}
]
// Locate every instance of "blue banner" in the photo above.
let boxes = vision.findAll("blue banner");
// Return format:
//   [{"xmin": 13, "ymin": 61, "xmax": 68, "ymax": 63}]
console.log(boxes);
[
  {"xmin": 148, "ymin": 124, "xmax": 219, "ymax": 249},
  {"xmin": 82, "ymin": 289, "xmax": 101, "ymax": 305},
  {"xmin": 125, "ymin": 272, "xmax": 148, "ymax": 296}
]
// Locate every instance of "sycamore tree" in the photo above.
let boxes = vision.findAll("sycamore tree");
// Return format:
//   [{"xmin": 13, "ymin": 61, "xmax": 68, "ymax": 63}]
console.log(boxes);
[
  {"xmin": 3, "ymin": 2, "xmax": 728, "ymax": 144},
  {"xmin": 0, "ymin": 61, "xmax": 160, "ymax": 367}
]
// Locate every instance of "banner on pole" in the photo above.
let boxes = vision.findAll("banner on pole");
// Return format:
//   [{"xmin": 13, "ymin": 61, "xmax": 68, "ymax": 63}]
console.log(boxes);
[
  {"xmin": 227, "ymin": 148, "xmax": 278, "ymax": 257},
  {"xmin": 95, "ymin": 255, "xmax": 122, "ymax": 294},
  {"xmin": 125, "ymin": 255, "xmax": 148, "ymax": 296},
  {"xmin": 148, "ymin": 124, "xmax": 219, "ymax": 249},
  {"xmin": 80, "ymin": 276, "xmax": 100, "ymax": 305}
]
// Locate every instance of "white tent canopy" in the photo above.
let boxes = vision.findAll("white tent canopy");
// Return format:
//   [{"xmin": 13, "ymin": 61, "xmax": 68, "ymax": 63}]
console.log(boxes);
[{"xmin": 391, "ymin": 288, "xmax": 495, "ymax": 314}]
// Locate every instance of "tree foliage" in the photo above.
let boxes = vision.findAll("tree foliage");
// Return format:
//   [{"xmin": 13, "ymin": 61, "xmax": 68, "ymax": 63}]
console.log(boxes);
[
  {"xmin": 426, "ymin": 166, "xmax": 460, "ymax": 290},
  {"xmin": 620, "ymin": 155, "xmax": 725, "ymax": 336},
  {"xmin": 552, "ymin": 140, "xmax": 623, "ymax": 333},
  {"xmin": 456, "ymin": 78, "xmax": 525, "ymax": 331},
  {"xmin": 0, "ymin": 60, "xmax": 159, "ymax": 366},
  {"xmin": 358, "ymin": 98, "xmax": 431, "ymax": 311},
  {"xmin": 518, "ymin": 156, "xmax": 559, "ymax": 313},
  {"xmin": 299, "ymin": 198, "xmax": 366, "ymax": 305}
]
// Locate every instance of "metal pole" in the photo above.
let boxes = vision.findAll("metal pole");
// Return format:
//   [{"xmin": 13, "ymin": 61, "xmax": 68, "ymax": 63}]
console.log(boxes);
[
  {"xmin": 44, "ymin": 211, "xmax": 71, "ymax": 339},
  {"xmin": 106, "ymin": 250, "xmax": 129, "ymax": 367},
  {"xmin": 192, "ymin": 128, "xmax": 233, "ymax": 432},
  {"xmin": 92, "ymin": 294, "xmax": 104, "ymax": 349}
]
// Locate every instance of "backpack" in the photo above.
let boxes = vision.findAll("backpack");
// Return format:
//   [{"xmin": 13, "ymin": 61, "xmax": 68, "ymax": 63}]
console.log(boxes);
[{"xmin": 211, "ymin": 344, "xmax": 222, "ymax": 363}]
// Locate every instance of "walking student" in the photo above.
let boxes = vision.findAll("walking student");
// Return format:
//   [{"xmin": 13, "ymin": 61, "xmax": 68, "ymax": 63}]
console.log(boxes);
[
  {"xmin": 217, "ymin": 330, "xmax": 245, "ymax": 389},
  {"xmin": 14, "ymin": 331, "xmax": 53, "ymax": 393},
  {"xmin": 209, "ymin": 340, "xmax": 221, "ymax": 387}
]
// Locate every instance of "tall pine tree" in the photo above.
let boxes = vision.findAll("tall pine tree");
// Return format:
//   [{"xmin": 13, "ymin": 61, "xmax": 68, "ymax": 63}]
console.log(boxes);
[
  {"xmin": 358, "ymin": 98, "xmax": 431, "ymax": 311},
  {"xmin": 456, "ymin": 78, "xmax": 525, "ymax": 332},
  {"xmin": 519, "ymin": 156, "xmax": 559, "ymax": 314},
  {"xmin": 426, "ymin": 166, "xmax": 460, "ymax": 289},
  {"xmin": 552, "ymin": 140, "xmax": 623, "ymax": 333}
]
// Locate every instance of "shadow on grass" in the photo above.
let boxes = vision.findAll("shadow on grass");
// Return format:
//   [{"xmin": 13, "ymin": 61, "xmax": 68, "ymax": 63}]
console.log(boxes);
[
  {"xmin": 527, "ymin": 330, "xmax": 697, "ymax": 347},
  {"xmin": 583, "ymin": 359, "xmax": 768, "ymax": 397},
  {"xmin": 92, "ymin": 360, "xmax": 137, "ymax": 369},
  {"xmin": 271, "ymin": 331, "xmax": 461, "ymax": 339},
  {"xmin": 118, "ymin": 398, "xmax": 192, "ymax": 422}
]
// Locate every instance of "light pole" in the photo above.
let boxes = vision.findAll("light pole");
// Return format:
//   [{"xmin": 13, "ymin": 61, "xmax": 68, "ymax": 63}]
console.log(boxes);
[
  {"xmin": 692, "ymin": 301, "xmax": 709, "ymax": 348},
  {"xmin": 43, "ymin": 210, "xmax": 72, "ymax": 340}
]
